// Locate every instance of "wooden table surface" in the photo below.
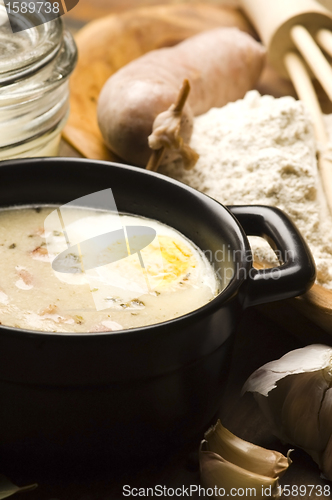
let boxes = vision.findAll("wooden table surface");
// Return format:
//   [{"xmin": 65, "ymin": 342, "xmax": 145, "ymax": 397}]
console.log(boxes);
[{"xmin": 4, "ymin": 2, "xmax": 332, "ymax": 499}]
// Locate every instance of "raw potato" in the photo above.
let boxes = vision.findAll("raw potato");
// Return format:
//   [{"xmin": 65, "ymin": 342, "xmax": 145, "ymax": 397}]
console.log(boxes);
[{"xmin": 97, "ymin": 27, "xmax": 266, "ymax": 168}]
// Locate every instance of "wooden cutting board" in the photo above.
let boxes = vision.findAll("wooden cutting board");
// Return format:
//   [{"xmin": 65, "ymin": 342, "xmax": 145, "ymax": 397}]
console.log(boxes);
[
  {"xmin": 65, "ymin": 0, "xmax": 242, "ymax": 22},
  {"xmin": 62, "ymin": 3, "xmax": 332, "ymax": 337}
]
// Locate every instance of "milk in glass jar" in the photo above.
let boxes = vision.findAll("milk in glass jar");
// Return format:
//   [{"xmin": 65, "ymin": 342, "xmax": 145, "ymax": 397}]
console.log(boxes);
[{"xmin": 0, "ymin": 5, "xmax": 77, "ymax": 159}]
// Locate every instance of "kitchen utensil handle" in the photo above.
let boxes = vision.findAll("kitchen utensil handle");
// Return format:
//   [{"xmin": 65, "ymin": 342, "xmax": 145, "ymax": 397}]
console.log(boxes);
[{"xmin": 228, "ymin": 205, "xmax": 316, "ymax": 308}]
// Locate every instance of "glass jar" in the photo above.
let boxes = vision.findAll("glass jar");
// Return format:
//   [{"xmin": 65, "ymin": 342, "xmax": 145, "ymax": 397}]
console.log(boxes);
[{"xmin": 0, "ymin": 5, "xmax": 77, "ymax": 160}]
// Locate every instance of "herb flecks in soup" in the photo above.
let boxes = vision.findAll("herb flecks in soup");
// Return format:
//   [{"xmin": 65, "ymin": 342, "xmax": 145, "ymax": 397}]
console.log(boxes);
[{"xmin": 0, "ymin": 207, "xmax": 219, "ymax": 333}]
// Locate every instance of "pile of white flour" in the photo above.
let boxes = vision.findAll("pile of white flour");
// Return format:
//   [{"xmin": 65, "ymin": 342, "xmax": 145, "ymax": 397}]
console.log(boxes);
[{"xmin": 160, "ymin": 90, "xmax": 332, "ymax": 289}]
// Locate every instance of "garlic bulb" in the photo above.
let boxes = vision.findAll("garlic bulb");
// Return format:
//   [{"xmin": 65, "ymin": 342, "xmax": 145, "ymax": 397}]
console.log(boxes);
[
  {"xmin": 243, "ymin": 344, "xmax": 332, "ymax": 479},
  {"xmin": 200, "ymin": 420, "xmax": 291, "ymax": 499}
]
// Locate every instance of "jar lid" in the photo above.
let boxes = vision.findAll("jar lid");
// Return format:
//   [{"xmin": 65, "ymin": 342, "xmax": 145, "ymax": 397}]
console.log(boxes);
[{"xmin": 0, "ymin": 5, "xmax": 63, "ymax": 84}]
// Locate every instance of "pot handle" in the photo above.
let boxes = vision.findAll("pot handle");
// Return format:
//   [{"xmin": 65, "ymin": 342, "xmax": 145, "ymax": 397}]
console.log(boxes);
[{"xmin": 228, "ymin": 205, "xmax": 316, "ymax": 308}]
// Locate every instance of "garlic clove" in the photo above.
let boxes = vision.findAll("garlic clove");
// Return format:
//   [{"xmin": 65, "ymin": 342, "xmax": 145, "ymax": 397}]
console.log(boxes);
[
  {"xmin": 204, "ymin": 420, "xmax": 291, "ymax": 478},
  {"xmin": 281, "ymin": 371, "xmax": 329, "ymax": 452},
  {"xmin": 200, "ymin": 448, "xmax": 281, "ymax": 500},
  {"xmin": 322, "ymin": 430, "xmax": 332, "ymax": 480},
  {"xmin": 320, "ymin": 387, "xmax": 332, "ymax": 479},
  {"xmin": 318, "ymin": 386, "xmax": 332, "ymax": 449}
]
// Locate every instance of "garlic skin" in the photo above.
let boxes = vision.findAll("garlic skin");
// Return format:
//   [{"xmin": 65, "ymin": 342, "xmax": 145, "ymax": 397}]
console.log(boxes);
[
  {"xmin": 200, "ymin": 421, "xmax": 291, "ymax": 499},
  {"xmin": 0, "ymin": 475, "xmax": 37, "ymax": 499},
  {"xmin": 243, "ymin": 344, "xmax": 332, "ymax": 480}
]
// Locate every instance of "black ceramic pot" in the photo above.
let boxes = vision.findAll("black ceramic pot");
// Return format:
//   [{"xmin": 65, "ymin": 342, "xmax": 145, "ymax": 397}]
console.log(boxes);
[{"xmin": 0, "ymin": 158, "xmax": 315, "ymax": 466}]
